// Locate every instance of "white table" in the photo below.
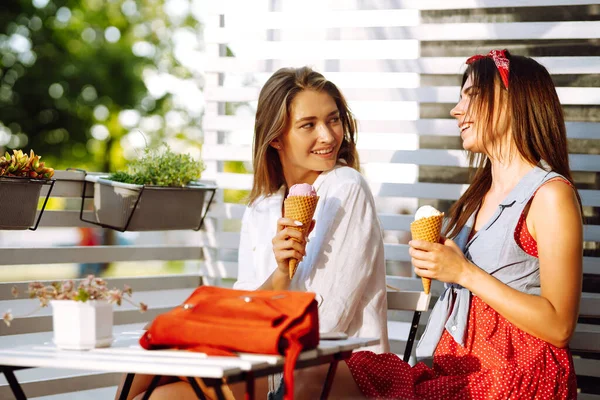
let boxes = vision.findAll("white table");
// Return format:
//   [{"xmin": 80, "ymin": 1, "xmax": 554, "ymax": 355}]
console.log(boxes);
[{"xmin": 0, "ymin": 329, "xmax": 378, "ymax": 400}]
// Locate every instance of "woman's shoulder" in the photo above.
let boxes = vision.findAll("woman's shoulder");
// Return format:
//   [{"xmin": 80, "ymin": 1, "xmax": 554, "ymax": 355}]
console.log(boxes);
[
  {"xmin": 532, "ymin": 178, "xmax": 577, "ymax": 210},
  {"xmin": 319, "ymin": 166, "xmax": 376, "ymax": 204},
  {"xmin": 324, "ymin": 166, "xmax": 368, "ymax": 188},
  {"xmin": 529, "ymin": 177, "xmax": 581, "ymax": 234}
]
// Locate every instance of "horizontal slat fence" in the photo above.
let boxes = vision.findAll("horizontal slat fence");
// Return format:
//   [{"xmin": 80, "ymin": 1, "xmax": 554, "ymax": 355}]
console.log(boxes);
[{"xmin": 202, "ymin": 1, "xmax": 600, "ymax": 397}]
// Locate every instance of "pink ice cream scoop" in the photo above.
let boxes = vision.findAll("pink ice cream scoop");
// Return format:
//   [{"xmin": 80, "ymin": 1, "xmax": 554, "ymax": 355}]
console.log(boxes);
[{"xmin": 288, "ymin": 183, "xmax": 317, "ymax": 197}]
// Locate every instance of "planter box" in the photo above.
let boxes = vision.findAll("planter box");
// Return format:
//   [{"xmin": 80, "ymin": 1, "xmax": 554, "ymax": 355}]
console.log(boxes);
[
  {"xmin": 51, "ymin": 300, "xmax": 113, "ymax": 350},
  {"xmin": 0, "ymin": 177, "xmax": 46, "ymax": 230},
  {"xmin": 83, "ymin": 175, "xmax": 217, "ymax": 231}
]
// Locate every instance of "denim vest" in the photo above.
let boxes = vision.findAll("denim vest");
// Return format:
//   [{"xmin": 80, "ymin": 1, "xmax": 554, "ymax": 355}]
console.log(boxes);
[{"xmin": 416, "ymin": 166, "xmax": 563, "ymax": 358}]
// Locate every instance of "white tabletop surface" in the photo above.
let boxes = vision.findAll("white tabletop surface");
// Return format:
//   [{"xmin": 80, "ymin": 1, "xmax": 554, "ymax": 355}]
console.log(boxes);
[{"xmin": 0, "ymin": 328, "xmax": 379, "ymax": 379}]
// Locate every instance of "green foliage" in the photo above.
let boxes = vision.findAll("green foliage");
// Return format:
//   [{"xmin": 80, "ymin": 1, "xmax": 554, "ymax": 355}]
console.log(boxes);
[
  {"xmin": 224, "ymin": 189, "xmax": 249, "ymax": 204},
  {"xmin": 108, "ymin": 145, "xmax": 204, "ymax": 187},
  {"xmin": 73, "ymin": 286, "xmax": 90, "ymax": 303},
  {"xmin": 223, "ymin": 160, "xmax": 249, "ymax": 203},
  {"xmin": 0, "ymin": 0, "xmax": 202, "ymax": 172}
]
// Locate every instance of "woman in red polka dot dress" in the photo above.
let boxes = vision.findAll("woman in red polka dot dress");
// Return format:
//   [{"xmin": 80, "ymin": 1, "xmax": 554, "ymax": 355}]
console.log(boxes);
[{"xmin": 299, "ymin": 50, "xmax": 583, "ymax": 400}]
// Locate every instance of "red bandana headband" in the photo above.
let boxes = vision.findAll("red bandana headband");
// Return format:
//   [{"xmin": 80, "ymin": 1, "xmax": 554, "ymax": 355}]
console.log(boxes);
[{"xmin": 466, "ymin": 49, "xmax": 510, "ymax": 89}]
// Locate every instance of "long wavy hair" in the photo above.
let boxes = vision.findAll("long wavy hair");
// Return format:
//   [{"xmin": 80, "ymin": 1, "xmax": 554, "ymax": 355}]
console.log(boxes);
[
  {"xmin": 444, "ymin": 50, "xmax": 581, "ymax": 238},
  {"xmin": 248, "ymin": 66, "xmax": 359, "ymax": 205}
]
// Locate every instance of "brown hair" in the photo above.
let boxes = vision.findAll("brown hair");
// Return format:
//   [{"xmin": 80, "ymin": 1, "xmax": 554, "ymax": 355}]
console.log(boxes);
[
  {"xmin": 445, "ymin": 50, "xmax": 581, "ymax": 238},
  {"xmin": 247, "ymin": 66, "xmax": 359, "ymax": 205}
]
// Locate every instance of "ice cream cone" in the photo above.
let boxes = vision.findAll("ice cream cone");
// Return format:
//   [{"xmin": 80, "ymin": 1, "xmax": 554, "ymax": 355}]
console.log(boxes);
[
  {"xmin": 410, "ymin": 213, "xmax": 444, "ymax": 294},
  {"xmin": 284, "ymin": 195, "xmax": 319, "ymax": 279}
]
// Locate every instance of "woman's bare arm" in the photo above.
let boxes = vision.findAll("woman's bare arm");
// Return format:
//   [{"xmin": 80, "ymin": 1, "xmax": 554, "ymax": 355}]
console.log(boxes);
[
  {"xmin": 412, "ymin": 180, "xmax": 582, "ymax": 347},
  {"xmin": 461, "ymin": 181, "xmax": 582, "ymax": 347}
]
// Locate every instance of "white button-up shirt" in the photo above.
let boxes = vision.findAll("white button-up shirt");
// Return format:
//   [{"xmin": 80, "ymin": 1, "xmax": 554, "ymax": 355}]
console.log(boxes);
[{"xmin": 234, "ymin": 165, "xmax": 389, "ymax": 353}]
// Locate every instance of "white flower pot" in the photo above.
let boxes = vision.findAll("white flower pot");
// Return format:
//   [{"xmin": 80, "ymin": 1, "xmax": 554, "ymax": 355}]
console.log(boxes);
[{"xmin": 50, "ymin": 300, "xmax": 114, "ymax": 350}]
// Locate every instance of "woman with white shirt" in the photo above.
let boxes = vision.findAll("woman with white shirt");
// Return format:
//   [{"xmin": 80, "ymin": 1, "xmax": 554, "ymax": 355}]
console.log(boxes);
[
  {"xmin": 233, "ymin": 66, "xmax": 389, "ymax": 353},
  {"xmin": 119, "ymin": 66, "xmax": 388, "ymax": 400}
]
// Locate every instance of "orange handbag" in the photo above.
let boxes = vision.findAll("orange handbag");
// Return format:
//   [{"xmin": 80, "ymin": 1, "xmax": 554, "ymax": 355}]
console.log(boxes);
[{"xmin": 139, "ymin": 286, "xmax": 319, "ymax": 400}]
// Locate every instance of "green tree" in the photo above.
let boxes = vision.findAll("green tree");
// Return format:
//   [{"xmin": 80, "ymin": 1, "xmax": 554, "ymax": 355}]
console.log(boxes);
[{"xmin": 0, "ymin": 0, "xmax": 203, "ymax": 173}]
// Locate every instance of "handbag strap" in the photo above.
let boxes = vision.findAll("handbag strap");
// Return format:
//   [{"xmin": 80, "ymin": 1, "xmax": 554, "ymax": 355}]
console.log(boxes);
[{"xmin": 282, "ymin": 333, "xmax": 303, "ymax": 400}]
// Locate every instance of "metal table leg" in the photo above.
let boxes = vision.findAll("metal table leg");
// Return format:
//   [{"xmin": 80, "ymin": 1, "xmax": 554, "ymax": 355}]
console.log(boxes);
[
  {"xmin": 188, "ymin": 377, "xmax": 209, "ymax": 400},
  {"xmin": 141, "ymin": 375, "xmax": 163, "ymax": 400},
  {"xmin": 245, "ymin": 372, "xmax": 255, "ymax": 400},
  {"xmin": 319, "ymin": 360, "xmax": 339, "ymax": 400},
  {"xmin": 3, "ymin": 369, "xmax": 27, "ymax": 400},
  {"xmin": 118, "ymin": 373, "xmax": 135, "ymax": 400},
  {"xmin": 201, "ymin": 378, "xmax": 228, "ymax": 400}
]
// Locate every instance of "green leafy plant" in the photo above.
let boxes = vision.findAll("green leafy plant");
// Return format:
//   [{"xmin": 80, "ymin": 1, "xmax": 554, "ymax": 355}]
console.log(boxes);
[
  {"xmin": 108, "ymin": 145, "xmax": 205, "ymax": 187},
  {"xmin": 3, "ymin": 275, "xmax": 147, "ymax": 327}
]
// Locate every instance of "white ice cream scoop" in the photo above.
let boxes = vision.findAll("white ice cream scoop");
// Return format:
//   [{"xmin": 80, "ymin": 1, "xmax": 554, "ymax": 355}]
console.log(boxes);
[{"xmin": 414, "ymin": 205, "xmax": 443, "ymax": 221}]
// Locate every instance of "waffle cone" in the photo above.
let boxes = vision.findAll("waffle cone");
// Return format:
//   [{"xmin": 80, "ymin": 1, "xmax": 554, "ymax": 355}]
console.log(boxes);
[
  {"xmin": 410, "ymin": 213, "xmax": 444, "ymax": 294},
  {"xmin": 284, "ymin": 195, "xmax": 319, "ymax": 279}
]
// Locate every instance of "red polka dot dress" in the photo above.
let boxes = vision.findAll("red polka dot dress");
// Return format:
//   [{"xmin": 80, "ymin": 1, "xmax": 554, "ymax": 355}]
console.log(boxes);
[{"xmin": 347, "ymin": 179, "xmax": 577, "ymax": 399}]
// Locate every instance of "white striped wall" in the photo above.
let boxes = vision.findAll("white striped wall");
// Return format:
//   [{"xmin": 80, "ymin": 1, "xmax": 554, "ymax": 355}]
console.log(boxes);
[{"xmin": 200, "ymin": 1, "xmax": 600, "ymax": 395}]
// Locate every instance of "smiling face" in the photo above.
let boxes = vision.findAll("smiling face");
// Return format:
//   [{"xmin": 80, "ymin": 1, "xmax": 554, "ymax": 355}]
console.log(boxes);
[
  {"xmin": 451, "ymin": 74, "xmax": 510, "ymax": 156},
  {"xmin": 271, "ymin": 89, "xmax": 344, "ymax": 186},
  {"xmin": 451, "ymin": 75, "xmax": 480, "ymax": 152}
]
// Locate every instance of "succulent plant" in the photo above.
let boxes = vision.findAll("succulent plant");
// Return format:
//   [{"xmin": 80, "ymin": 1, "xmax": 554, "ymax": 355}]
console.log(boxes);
[{"xmin": 0, "ymin": 149, "xmax": 55, "ymax": 179}]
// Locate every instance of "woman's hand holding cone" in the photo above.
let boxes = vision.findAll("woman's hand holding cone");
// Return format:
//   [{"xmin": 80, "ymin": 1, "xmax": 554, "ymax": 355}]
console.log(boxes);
[
  {"xmin": 409, "ymin": 237, "xmax": 473, "ymax": 288},
  {"xmin": 272, "ymin": 218, "xmax": 309, "ymax": 277},
  {"xmin": 283, "ymin": 193, "xmax": 319, "ymax": 278}
]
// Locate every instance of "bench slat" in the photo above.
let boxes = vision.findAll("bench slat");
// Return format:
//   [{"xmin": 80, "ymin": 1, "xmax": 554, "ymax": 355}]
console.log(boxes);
[
  {"xmin": 206, "ymin": 204, "xmax": 600, "ymax": 244},
  {"xmin": 387, "ymin": 291, "xmax": 431, "ymax": 312},
  {"xmin": 0, "ymin": 245, "xmax": 203, "ymax": 265},
  {"xmin": 204, "ymin": 86, "xmax": 600, "ymax": 105},
  {"xmin": 206, "ymin": 21, "xmax": 600, "ymax": 43},
  {"xmin": 205, "ymin": 56, "xmax": 600, "ymax": 75},
  {"xmin": 201, "ymin": 145, "xmax": 600, "ymax": 173},
  {"xmin": 206, "ymin": 1, "xmax": 600, "ymax": 14},
  {"xmin": 203, "ymin": 116, "xmax": 600, "ymax": 139},
  {"xmin": 202, "ymin": 174, "xmax": 600, "ymax": 207}
]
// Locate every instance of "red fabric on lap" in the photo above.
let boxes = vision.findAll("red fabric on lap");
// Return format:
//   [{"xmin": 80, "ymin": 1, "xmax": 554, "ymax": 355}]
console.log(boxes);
[{"xmin": 347, "ymin": 296, "xmax": 576, "ymax": 399}]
